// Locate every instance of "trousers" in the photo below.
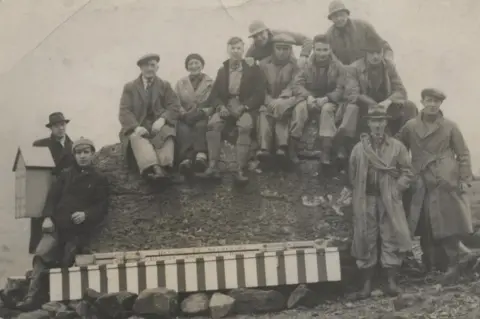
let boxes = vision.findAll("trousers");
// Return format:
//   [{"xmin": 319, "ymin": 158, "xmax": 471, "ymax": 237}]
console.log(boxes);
[
  {"xmin": 129, "ymin": 134, "xmax": 174, "ymax": 174},
  {"xmin": 258, "ymin": 110, "xmax": 289, "ymax": 151},
  {"xmin": 206, "ymin": 111, "xmax": 253, "ymax": 169},
  {"xmin": 176, "ymin": 120, "xmax": 208, "ymax": 162},
  {"xmin": 356, "ymin": 195, "xmax": 406, "ymax": 269}
]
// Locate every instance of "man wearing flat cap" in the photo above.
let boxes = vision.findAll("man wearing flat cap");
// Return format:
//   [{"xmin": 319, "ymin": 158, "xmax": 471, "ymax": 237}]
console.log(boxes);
[
  {"xmin": 256, "ymin": 33, "xmax": 302, "ymax": 166},
  {"xmin": 397, "ymin": 88, "xmax": 473, "ymax": 283},
  {"xmin": 349, "ymin": 104, "xmax": 413, "ymax": 300},
  {"xmin": 17, "ymin": 137, "xmax": 109, "ymax": 311},
  {"xmin": 349, "ymin": 36, "xmax": 418, "ymax": 137},
  {"xmin": 119, "ymin": 53, "xmax": 181, "ymax": 182},
  {"xmin": 290, "ymin": 34, "xmax": 358, "ymax": 166},
  {"xmin": 29, "ymin": 112, "xmax": 75, "ymax": 254},
  {"xmin": 246, "ymin": 20, "xmax": 312, "ymax": 68},
  {"xmin": 325, "ymin": 0, "xmax": 393, "ymax": 65}
]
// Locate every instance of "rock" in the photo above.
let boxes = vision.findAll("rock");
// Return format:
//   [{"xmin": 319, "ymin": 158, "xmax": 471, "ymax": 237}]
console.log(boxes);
[
  {"xmin": 94, "ymin": 291, "xmax": 138, "ymax": 318},
  {"xmin": 74, "ymin": 300, "xmax": 99, "ymax": 318},
  {"xmin": 16, "ymin": 309, "xmax": 50, "ymax": 319},
  {"xmin": 133, "ymin": 287, "xmax": 178, "ymax": 317},
  {"xmin": 229, "ymin": 288, "xmax": 286, "ymax": 314},
  {"xmin": 82, "ymin": 288, "xmax": 104, "ymax": 303},
  {"xmin": 2, "ymin": 277, "xmax": 29, "ymax": 306},
  {"xmin": 42, "ymin": 301, "xmax": 68, "ymax": 313},
  {"xmin": 209, "ymin": 292, "xmax": 235, "ymax": 319},
  {"xmin": 55, "ymin": 311, "xmax": 80, "ymax": 319},
  {"xmin": 180, "ymin": 293, "xmax": 209, "ymax": 315},
  {"xmin": 287, "ymin": 284, "xmax": 319, "ymax": 309},
  {"xmin": 392, "ymin": 293, "xmax": 425, "ymax": 311},
  {"xmin": 377, "ymin": 312, "xmax": 410, "ymax": 319},
  {"xmin": 0, "ymin": 306, "xmax": 22, "ymax": 319}
]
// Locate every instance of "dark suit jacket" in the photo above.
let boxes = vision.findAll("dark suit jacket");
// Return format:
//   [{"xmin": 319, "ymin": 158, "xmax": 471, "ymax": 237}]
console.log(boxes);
[{"xmin": 33, "ymin": 135, "xmax": 74, "ymax": 176}]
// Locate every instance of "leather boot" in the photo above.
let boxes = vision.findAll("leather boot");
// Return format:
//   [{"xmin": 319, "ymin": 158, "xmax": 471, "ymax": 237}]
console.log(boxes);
[
  {"xmin": 385, "ymin": 267, "xmax": 401, "ymax": 296},
  {"xmin": 16, "ymin": 259, "xmax": 46, "ymax": 311},
  {"xmin": 355, "ymin": 267, "xmax": 374, "ymax": 300},
  {"xmin": 202, "ymin": 161, "xmax": 221, "ymax": 179},
  {"xmin": 288, "ymin": 137, "xmax": 300, "ymax": 164},
  {"xmin": 235, "ymin": 144, "xmax": 250, "ymax": 185},
  {"xmin": 320, "ymin": 137, "xmax": 333, "ymax": 165}
]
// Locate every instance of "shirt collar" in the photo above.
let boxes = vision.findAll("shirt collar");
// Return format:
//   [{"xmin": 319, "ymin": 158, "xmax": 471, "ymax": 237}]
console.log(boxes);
[{"xmin": 141, "ymin": 76, "xmax": 154, "ymax": 88}]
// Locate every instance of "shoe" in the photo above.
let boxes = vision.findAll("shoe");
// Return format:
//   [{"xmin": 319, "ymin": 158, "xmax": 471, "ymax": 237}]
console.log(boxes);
[
  {"xmin": 179, "ymin": 159, "xmax": 193, "ymax": 176},
  {"xmin": 256, "ymin": 149, "xmax": 270, "ymax": 164},
  {"xmin": 193, "ymin": 155, "xmax": 208, "ymax": 173},
  {"xmin": 234, "ymin": 170, "xmax": 249, "ymax": 185},
  {"xmin": 200, "ymin": 165, "xmax": 221, "ymax": 179},
  {"xmin": 385, "ymin": 267, "xmax": 401, "ymax": 296},
  {"xmin": 349, "ymin": 267, "xmax": 374, "ymax": 301}
]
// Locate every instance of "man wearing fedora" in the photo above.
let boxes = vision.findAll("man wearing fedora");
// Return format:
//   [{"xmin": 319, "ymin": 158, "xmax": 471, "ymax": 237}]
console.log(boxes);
[
  {"xmin": 325, "ymin": 0, "xmax": 393, "ymax": 66},
  {"xmin": 16, "ymin": 137, "xmax": 109, "ymax": 311},
  {"xmin": 349, "ymin": 104, "xmax": 413, "ymax": 299},
  {"xmin": 119, "ymin": 53, "xmax": 181, "ymax": 182},
  {"xmin": 29, "ymin": 112, "xmax": 75, "ymax": 254},
  {"xmin": 397, "ymin": 88, "xmax": 473, "ymax": 283},
  {"xmin": 349, "ymin": 36, "xmax": 418, "ymax": 137},
  {"xmin": 245, "ymin": 20, "xmax": 312, "ymax": 67}
]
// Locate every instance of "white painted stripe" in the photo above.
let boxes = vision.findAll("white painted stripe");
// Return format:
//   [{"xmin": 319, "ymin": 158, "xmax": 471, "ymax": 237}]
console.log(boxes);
[
  {"xmin": 304, "ymin": 249, "xmax": 319, "ymax": 283},
  {"xmin": 69, "ymin": 269, "xmax": 82, "ymax": 300},
  {"xmin": 88, "ymin": 266, "xmax": 101, "ymax": 293},
  {"xmin": 243, "ymin": 254, "xmax": 258, "ymax": 288},
  {"xmin": 49, "ymin": 272, "xmax": 63, "ymax": 301},
  {"xmin": 145, "ymin": 263, "xmax": 158, "ymax": 289},
  {"xmin": 165, "ymin": 260, "xmax": 179, "ymax": 291},
  {"xmin": 263, "ymin": 252, "xmax": 278, "ymax": 287},
  {"xmin": 184, "ymin": 259, "xmax": 198, "ymax": 292},
  {"xmin": 284, "ymin": 252, "xmax": 299, "ymax": 285},
  {"xmin": 204, "ymin": 256, "xmax": 218, "ymax": 290},
  {"xmin": 126, "ymin": 264, "xmax": 139, "ymax": 293},
  {"xmin": 106, "ymin": 265, "xmax": 120, "ymax": 294},
  {"xmin": 325, "ymin": 251, "xmax": 342, "ymax": 281},
  {"xmin": 223, "ymin": 256, "xmax": 238, "ymax": 289}
]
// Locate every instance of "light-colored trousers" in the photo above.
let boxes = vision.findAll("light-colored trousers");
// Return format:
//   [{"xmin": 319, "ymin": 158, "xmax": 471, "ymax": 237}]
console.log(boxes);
[
  {"xmin": 356, "ymin": 195, "xmax": 406, "ymax": 269},
  {"xmin": 129, "ymin": 134, "xmax": 174, "ymax": 174},
  {"xmin": 258, "ymin": 111, "xmax": 289, "ymax": 151}
]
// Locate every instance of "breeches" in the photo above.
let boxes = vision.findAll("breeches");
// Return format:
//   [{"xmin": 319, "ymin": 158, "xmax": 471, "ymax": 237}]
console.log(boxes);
[
  {"xmin": 258, "ymin": 110, "xmax": 289, "ymax": 150},
  {"xmin": 356, "ymin": 196, "xmax": 406, "ymax": 269},
  {"xmin": 129, "ymin": 133, "xmax": 174, "ymax": 173}
]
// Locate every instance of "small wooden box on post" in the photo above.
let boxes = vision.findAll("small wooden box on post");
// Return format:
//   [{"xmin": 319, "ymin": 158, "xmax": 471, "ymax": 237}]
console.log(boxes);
[{"xmin": 12, "ymin": 146, "xmax": 55, "ymax": 219}]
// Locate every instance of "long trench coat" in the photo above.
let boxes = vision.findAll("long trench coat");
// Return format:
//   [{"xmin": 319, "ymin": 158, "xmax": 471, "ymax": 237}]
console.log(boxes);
[
  {"xmin": 175, "ymin": 73, "xmax": 213, "ymax": 112},
  {"xmin": 118, "ymin": 75, "xmax": 181, "ymax": 169},
  {"xmin": 349, "ymin": 134, "xmax": 413, "ymax": 260},
  {"xmin": 397, "ymin": 112, "xmax": 473, "ymax": 239}
]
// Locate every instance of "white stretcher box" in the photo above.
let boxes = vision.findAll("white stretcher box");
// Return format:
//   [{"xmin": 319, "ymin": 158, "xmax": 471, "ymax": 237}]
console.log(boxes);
[
  {"xmin": 49, "ymin": 241, "xmax": 342, "ymax": 302},
  {"xmin": 12, "ymin": 146, "xmax": 55, "ymax": 219}
]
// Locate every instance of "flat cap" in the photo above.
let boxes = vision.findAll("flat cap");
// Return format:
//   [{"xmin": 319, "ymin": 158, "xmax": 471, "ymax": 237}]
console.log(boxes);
[
  {"xmin": 272, "ymin": 33, "xmax": 296, "ymax": 46},
  {"xmin": 72, "ymin": 137, "xmax": 96, "ymax": 152},
  {"xmin": 137, "ymin": 53, "xmax": 160, "ymax": 67},
  {"xmin": 421, "ymin": 88, "xmax": 446, "ymax": 101}
]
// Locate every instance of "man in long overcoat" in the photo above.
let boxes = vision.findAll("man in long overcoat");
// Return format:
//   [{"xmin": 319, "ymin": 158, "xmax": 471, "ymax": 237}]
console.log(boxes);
[
  {"xmin": 349, "ymin": 104, "xmax": 413, "ymax": 299},
  {"xmin": 397, "ymin": 88, "xmax": 473, "ymax": 282},
  {"xmin": 291, "ymin": 34, "xmax": 358, "ymax": 166},
  {"xmin": 29, "ymin": 112, "xmax": 75, "ymax": 254},
  {"xmin": 119, "ymin": 53, "xmax": 181, "ymax": 182},
  {"xmin": 256, "ymin": 33, "xmax": 301, "ymax": 166},
  {"xmin": 325, "ymin": 0, "xmax": 393, "ymax": 66},
  {"xmin": 16, "ymin": 138, "xmax": 109, "ymax": 311},
  {"xmin": 349, "ymin": 37, "xmax": 418, "ymax": 137},
  {"xmin": 202, "ymin": 36, "xmax": 265, "ymax": 183}
]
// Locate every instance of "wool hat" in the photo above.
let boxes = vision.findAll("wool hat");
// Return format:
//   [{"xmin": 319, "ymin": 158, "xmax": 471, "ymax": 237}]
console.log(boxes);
[
  {"xmin": 271, "ymin": 33, "xmax": 296, "ymax": 46},
  {"xmin": 365, "ymin": 104, "xmax": 391, "ymax": 119},
  {"xmin": 46, "ymin": 112, "xmax": 70, "ymax": 128},
  {"xmin": 421, "ymin": 88, "xmax": 446, "ymax": 101},
  {"xmin": 328, "ymin": 0, "xmax": 350, "ymax": 20},
  {"xmin": 248, "ymin": 20, "xmax": 269, "ymax": 37},
  {"xmin": 72, "ymin": 137, "xmax": 96, "ymax": 152},
  {"xmin": 184, "ymin": 53, "xmax": 205, "ymax": 70},
  {"xmin": 137, "ymin": 53, "xmax": 160, "ymax": 67}
]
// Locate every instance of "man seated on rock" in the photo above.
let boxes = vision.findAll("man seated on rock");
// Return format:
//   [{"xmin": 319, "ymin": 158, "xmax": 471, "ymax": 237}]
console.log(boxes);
[
  {"xmin": 246, "ymin": 20, "xmax": 312, "ymax": 68},
  {"xmin": 16, "ymin": 138, "xmax": 109, "ymax": 311},
  {"xmin": 290, "ymin": 34, "xmax": 358, "ymax": 166},
  {"xmin": 201, "ymin": 36, "xmax": 265, "ymax": 184},
  {"xmin": 29, "ymin": 112, "xmax": 75, "ymax": 255},
  {"xmin": 349, "ymin": 105, "xmax": 413, "ymax": 300},
  {"xmin": 349, "ymin": 37, "xmax": 418, "ymax": 137},
  {"xmin": 256, "ymin": 33, "xmax": 301, "ymax": 167},
  {"xmin": 119, "ymin": 53, "xmax": 181, "ymax": 183}
]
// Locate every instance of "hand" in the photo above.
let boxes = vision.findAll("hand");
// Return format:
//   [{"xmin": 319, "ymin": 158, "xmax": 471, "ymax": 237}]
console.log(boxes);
[
  {"xmin": 245, "ymin": 57, "xmax": 255, "ymax": 66},
  {"xmin": 152, "ymin": 118, "xmax": 166, "ymax": 134},
  {"xmin": 459, "ymin": 182, "xmax": 470, "ymax": 193},
  {"xmin": 297, "ymin": 56, "xmax": 308, "ymax": 69},
  {"xmin": 134, "ymin": 126, "xmax": 149, "ymax": 137},
  {"xmin": 42, "ymin": 217, "xmax": 54, "ymax": 233},
  {"xmin": 306, "ymin": 96, "xmax": 315, "ymax": 107},
  {"xmin": 315, "ymin": 97, "xmax": 329, "ymax": 107},
  {"xmin": 219, "ymin": 106, "xmax": 231, "ymax": 119},
  {"xmin": 397, "ymin": 177, "xmax": 410, "ymax": 192},
  {"xmin": 71, "ymin": 212, "xmax": 86, "ymax": 225},
  {"xmin": 379, "ymin": 99, "xmax": 393, "ymax": 108}
]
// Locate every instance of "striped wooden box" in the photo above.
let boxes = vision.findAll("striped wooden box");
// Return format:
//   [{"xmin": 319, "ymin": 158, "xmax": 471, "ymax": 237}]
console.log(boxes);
[{"xmin": 49, "ymin": 247, "xmax": 341, "ymax": 301}]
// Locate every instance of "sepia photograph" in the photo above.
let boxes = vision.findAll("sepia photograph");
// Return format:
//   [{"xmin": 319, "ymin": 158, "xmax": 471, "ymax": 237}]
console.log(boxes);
[{"xmin": 1, "ymin": 0, "xmax": 480, "ymax": 318}]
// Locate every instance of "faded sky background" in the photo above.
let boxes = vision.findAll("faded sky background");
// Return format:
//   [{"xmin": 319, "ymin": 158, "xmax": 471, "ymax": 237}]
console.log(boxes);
[{"xmin": 0, "ymin": 0, "xmax": 479, "ymax": 283}]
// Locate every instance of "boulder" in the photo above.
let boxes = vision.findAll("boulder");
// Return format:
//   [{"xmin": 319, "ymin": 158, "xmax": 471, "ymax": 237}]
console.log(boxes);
[
  {"xmin": 2, "ymin": 277, "xmax": 29, "ymax": 306},
  {"xmin": 94, "ymin": 291, "xmax": 138, "ymax": 318},
  {"xmin": 82, "ymin": 288, "xmax": 105, "ymax": 303},
  {"xmin": 0, "ymin": 304, "xmax": 22, "ymax": 319},
  {"xmin": 229, "ymin": 288, "xmax": 286, "ymax": 314},
  {"xmin": 209, "ymin": 292, "xmax": 235, "ymax": 319},
  {"xmin": 133, "ymin": 287, "xmax": 178, "ymax": 318},
  {"xmin": 42, "ymin": 301, "xmax": 68, "ymax": 314},
  {"xmin": 16, "ymin": 309, "xmax": 50, "ymax": 319},
  {"xmin": 287, "ymin": 284, "xmax": 319, "ymax": 309},
  {"xmin": 54, "ymin": 311, "xmax": 81, "ymax": 319},
  {"xmin": 180, "ymin": 293, "xmax": 209, "ymax": 316}
]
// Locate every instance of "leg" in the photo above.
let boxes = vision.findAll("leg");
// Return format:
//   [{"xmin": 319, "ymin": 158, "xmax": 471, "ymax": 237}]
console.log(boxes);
[
  {"xmin": 440, "ymin": 235, "xmax": 462, "ymax": 284},
  {"xmin": 203, "ymin": 113, "xmax": 226, "ymax": 177},
  {"xmin": 318, "ymin": 102, "xmax": 337, "ymax": 165},
  {"xmin": 289, "ymin": 101, "xmax": 309, "ymax": 163},
  {"xmin": 155, "ymin": 137, "xmax": 175, "ymax": 168},
  {"xmin": 236, "ymin": 112, "xmax": 254, "ymax": 183},
  {"xmin": 257, "ymin": 109, "xmax": 274, "ymax": 161},
  {"xmin": 192, "ymin": 119, "xmax": 208, "ymax": 172},
  {"xmin": 29, "ymin": 218, "xmax": 44, "ymax": 254},
  {"xmin": 129, "ymin": 133, "xmax": 160, "ymax": 175},
  {"xmin": 176, "ymin": 121, "xmax": 195, "ymax": 175}
]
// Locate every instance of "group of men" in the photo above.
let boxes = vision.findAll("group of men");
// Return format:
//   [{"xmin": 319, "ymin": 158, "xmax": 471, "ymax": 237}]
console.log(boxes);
[{"xmin": 8, "ymin": 0, "xmax": 473, "ymax": 311}]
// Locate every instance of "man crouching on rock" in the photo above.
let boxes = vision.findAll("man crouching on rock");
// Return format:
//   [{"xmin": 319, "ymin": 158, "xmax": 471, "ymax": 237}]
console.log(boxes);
[
  {"xmin": 348, "ymin": 105, "xmax": 413, "ymax": 300},
  {"xmin": 119, "ymin": 53, "xmax": 181, "ymax": 182},
  {"xmin": 16, "ymin": 138, "xmax": 109, "ymax": 311}
]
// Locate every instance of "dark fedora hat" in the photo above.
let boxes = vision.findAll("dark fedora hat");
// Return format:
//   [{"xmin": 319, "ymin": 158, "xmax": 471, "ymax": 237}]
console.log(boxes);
[{"xmin": 46, "ymin": 112, "xmax": 70, "ymax": 128}]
